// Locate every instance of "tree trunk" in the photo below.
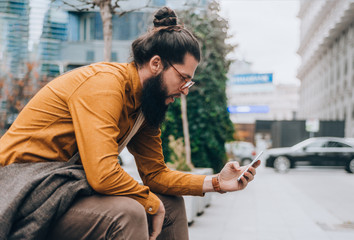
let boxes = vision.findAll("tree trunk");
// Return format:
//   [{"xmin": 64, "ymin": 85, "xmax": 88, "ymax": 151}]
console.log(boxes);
[
  {"xmin": 97, "ymin": 0, "xmax": 113, "ymax": 62},
  {"xmin": 181, "ymin": 94, "xmax": 193, "ymax": 169}
]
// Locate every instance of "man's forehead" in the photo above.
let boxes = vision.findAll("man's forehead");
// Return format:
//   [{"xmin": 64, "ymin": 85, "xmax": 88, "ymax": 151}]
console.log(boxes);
[{"xmin": 175, "ymin": 54, "xmax": 199, "ymax": 79}]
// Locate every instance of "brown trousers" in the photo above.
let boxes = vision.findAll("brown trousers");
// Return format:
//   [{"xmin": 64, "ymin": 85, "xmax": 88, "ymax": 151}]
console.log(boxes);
[{"xmin": 46, "ymin": 194, "xmax": 189, "ymax": 240}]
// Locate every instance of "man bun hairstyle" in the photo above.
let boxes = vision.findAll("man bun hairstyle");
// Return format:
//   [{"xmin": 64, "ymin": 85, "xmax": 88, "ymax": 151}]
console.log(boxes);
[
  {"xmin": 132, "ymin": 7, "xmax": 200, "ymax": 68},
  {"xmin": 153, "ymin": 7, "xmax": 177, "ymax": 27}
]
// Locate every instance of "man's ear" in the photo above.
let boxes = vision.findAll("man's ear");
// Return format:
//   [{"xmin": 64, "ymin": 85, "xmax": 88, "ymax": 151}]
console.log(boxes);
[{"xmin": 149, "ymin": 55, "xmax": 163, "ymax": 75}]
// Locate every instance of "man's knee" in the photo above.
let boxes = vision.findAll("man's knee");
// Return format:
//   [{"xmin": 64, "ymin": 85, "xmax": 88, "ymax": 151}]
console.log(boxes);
[
  {"xmin": 158, "ymin": 195, "xmax": 186, "ymax": 220},
  {"xmin": 155, "ymin": 194, "xmax": 189, "ymax": 240},
  {"xmin": 110, "ymin": 196, "xmax": 148, "ymax": 228}
]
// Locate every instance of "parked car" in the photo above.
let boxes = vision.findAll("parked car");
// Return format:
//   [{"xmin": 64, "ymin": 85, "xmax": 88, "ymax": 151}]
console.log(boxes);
[
  {"xmin": 264, "ymin": 137, "xmax": 354, "ymax": 173},
  {"xmin": 225, "ymin": 141, "xmax": 257, "ymax": 166}
]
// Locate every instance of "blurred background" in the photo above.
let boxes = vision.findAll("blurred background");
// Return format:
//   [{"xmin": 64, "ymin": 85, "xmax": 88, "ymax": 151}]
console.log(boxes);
[{"xmin": 1, "ymin": 0, "xmax": 354, "ymax": 239}]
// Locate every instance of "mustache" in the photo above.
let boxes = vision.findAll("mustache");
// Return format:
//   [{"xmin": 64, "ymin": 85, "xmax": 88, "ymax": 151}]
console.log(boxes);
[{"xmin": 166, "ymin": 93, "xmax": 181, "ymax": 99}]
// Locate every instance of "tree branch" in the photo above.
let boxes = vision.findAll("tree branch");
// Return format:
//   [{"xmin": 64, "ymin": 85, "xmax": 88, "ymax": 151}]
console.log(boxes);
[
  {"xmin": 111, "ymin": 0, "xmax": 121, "ymax": 11},
  {"xmin": 116, "ymin": 0, "xmax": 153, "ymax": 16},
  {"xmin": 57, "ymin": 0, "xmax": 96, "ymax": 12}
]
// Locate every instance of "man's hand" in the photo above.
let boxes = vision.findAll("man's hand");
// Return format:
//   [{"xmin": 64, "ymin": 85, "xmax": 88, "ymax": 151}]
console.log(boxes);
[
  {"xmin": 219, "ymin": 160, "xmax": 261, "ymax": 192},
  {"xmin": 149, "ymin": 200, "xmax": 165, "ymax": 240}
]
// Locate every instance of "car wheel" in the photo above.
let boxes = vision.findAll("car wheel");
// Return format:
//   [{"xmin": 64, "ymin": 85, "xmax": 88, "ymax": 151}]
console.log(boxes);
[
  {"xmin": 273, "ymin": 156, "xmax": 291, "ymax": 173},
  {"xmin": 242, "ymin": 158, "xmax": 252, "ymax": 166},
  {"xmin": 345, "ymin": 158, "xmax": 354, "ymax": 173}
]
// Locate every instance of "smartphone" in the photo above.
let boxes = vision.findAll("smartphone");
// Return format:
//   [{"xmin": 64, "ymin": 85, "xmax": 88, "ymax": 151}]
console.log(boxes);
[{"xmin": 237, "ymin": 150, "xmax": 263, "ymax": 181}]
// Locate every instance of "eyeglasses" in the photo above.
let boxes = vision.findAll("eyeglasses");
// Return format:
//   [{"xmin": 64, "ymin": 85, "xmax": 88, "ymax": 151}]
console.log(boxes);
[{"xmin": 167, "ymin": 61, "xmax": 195, "ymax": 91}]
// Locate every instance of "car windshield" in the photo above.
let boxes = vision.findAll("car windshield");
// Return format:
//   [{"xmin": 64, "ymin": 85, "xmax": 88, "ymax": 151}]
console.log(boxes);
[
  {"xmin": 290, "ymin": 138, "xmax": 354, "ymax": 151},
  {"xmin": 344, "ymin": 138, "xmax": 354, "ymax": 146},
  {"xmin": 290, "ymin": 138, "xmax": 322, "ymax": 150}
]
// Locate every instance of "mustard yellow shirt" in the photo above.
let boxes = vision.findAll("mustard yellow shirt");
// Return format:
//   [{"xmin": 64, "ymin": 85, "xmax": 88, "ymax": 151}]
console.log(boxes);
[{"xmin": 0, "ymin": 62, "xmax": 206, "ymax": 214}]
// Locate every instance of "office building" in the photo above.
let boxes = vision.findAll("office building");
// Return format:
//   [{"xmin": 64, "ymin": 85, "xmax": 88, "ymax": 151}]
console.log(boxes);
[
  {"xmin": 226, "ymin": 60, "xmax": 299, "ymax": 145},
  {"xmin": 38, "ymin": 0, "xmax": 67, "ymax": 76},
  {"xmin": 60, "ymin": 10, "xmax": 150, "ymax": 71},
  {"xmin": 59, "ymin": 0, "xmax": 208, "ymax": 71},
  {"xmin": 0, "ymin": 0, "xmax": 30, "ymax": 77},
  {"xmin": 0, "ymin": 0, "xmax": 30, "ymax": 128},
  {"xmin": 297, "ymin": 0, "xmax": 354, "ymax": 137},
  {"xmin": 227, "ymin": 60, "xmax": 299, "ymax": 125}
]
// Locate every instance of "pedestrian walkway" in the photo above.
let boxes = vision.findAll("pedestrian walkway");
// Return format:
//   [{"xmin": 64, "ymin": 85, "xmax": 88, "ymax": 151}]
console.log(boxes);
[
  {"xmin": 188, "ymin": 166, "xmax": 354, "ymax": 240},
  {"xmin": 120, "ymin": 149, "xmax": 354, "ymax": 240}
]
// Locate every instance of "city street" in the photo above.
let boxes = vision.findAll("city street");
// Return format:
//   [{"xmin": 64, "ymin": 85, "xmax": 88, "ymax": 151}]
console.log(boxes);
[{"xmin": 189, "ymin": 165, "xmax": 354, "ymax": 240}]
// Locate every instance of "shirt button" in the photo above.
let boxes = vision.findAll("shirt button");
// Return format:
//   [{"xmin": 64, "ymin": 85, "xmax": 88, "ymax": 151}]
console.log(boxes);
[{"xmin": 148, "ymin": 207, "xmax": 153, "ymax": 212}]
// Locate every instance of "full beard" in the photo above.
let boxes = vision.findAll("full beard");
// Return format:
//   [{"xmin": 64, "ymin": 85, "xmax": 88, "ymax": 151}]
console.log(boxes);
[{"xmin": 141, "ymin": 72, "xmax": 169, "ymax": 129}]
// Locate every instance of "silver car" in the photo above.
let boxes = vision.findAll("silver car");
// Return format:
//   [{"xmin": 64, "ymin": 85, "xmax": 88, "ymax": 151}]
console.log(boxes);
[{"xmin": 225, "ymin": 141, "xmax": 257, "ymax": 166}]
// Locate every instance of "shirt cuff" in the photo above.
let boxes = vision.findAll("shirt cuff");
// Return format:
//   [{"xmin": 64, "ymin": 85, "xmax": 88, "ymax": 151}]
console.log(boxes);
[
  {"xmin": 188, "ymin": 174, "xmax": 207, "ymax": 196},
  {"xmin": 143, "ymin": 191, "xmax": 160, "ymax": 214},
  {"xmin": 130, "ymin": 190, "xmax": 160, "ymax": 215}
]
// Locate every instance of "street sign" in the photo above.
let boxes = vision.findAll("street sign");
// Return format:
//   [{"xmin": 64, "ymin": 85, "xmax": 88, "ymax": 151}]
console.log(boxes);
[
  {"xmin": 228, "ymin": 73, "xmax": 273, "ymax": 85},
  {"xmin": 306, "ymin": 119, "xmax": 319, "ymax": 132},
  {"xmin": 228, "ymin": 105, "xmax": 269, "ymax": 114}
]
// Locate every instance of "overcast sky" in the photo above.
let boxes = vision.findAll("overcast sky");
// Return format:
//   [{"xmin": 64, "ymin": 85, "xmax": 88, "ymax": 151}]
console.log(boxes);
[{"xmin": 219, "ymin": 0, "xmax": 300, "ymax": 85}]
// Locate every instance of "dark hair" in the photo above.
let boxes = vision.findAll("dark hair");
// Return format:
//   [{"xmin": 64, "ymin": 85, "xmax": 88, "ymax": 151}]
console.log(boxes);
[{"xmin": 132, "ymin": 7, "xmax": 201, "ymax": 68}]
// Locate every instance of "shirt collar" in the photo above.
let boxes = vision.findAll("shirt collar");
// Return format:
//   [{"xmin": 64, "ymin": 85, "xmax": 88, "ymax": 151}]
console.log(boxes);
[{"xmin": 128, "ymin": 62, "xmax": 143, "ymax": 109}]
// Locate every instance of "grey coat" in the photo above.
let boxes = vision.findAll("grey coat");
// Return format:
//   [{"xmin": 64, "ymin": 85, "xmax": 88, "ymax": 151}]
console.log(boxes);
[{"xmin": 0, "ymin": 157, "xmax": 93, "ymax": 240}]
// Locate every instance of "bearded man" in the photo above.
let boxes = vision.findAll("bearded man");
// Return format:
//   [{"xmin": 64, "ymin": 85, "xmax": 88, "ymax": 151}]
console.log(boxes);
[{"xmin": 0, "ymin": 6, "xmax": 260, "ymax": 240}]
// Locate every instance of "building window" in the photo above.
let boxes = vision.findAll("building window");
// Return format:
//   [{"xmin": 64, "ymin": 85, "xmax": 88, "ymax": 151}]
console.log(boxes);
[
  {"xmin": 112, "ymin": 12, "xmax": 148, "ymax": 40},
  {"xmin": 86, "ymin": 50, "xmax": 94, "ymax": 62},
  {"xmin": 67, "ymin": 64, "xmax": 84, "ymax": 71},
  {"xmin": 90, "ymin": 12, "xmax": 103, "ymax": 40},
  {"xmin": 113, "ymin": 14, "xmax": 130, "ymax": 40},
  {"xmin": 111, "ymin": 52, "xmax": 117, "ymax": 62},
  {"xmin": 152, "ymin": 0, "xmax": 166, "ymax": 6},
  {"xmin": 68, "ymin": 12, "xmax": 80, "ymax": 41},
  {"xmin": 41, "ymin": 63, "xmax": 60, "ymax": 77},
  {"xmin": 1, "ymin": 100, "xmax": 7, "ymax": 110},
  {"xmin": 83, "ymin": 18, "xmax": 87, "ymax": 41}
]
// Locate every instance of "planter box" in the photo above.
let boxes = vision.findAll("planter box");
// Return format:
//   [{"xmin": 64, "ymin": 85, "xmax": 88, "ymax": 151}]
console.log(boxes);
[
  {"xmin": 183, "ymin": 168, "xmax": 214, "ymax": 225},
  {"xmin": 184, "ymin": 195, "xmax": 198, "ymax": 225}
]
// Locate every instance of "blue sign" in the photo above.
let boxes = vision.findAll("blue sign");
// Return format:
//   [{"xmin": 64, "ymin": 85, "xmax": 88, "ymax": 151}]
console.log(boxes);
[
  {"xmin": 228, "ymin": 105, "xmax": 269, "ymax": 114},
  {"xmin": 229, "ymin": 73, "xmax": 273, "ymax": 85}
]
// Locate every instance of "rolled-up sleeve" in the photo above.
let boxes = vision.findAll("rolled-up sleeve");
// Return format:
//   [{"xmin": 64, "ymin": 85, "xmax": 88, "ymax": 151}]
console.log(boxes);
[{"xmin": 68, "ymin": 72, "xmax": 160, "ymax": 214}]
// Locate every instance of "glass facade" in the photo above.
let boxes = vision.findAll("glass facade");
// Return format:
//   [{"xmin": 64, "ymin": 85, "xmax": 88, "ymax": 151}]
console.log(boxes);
[
  {"xmin": 67, "ymin": 11, "xmax": 149, "ymax": 42},
  {"xmin": 0, "ymin": 0, "xmax": 30, "ymax": 77},
  {"xmin": 38, "ymin": 1, "xmax": 68, "ymax": 76},
  {"xmin": 68, "ymin": 12, "xmax": 80, "ymax": 41},
  {"xmin": 90, "ymin": 12, "xmax": 103, "ymax": 40},
  {"xmin": 113, "ymin": 12, "xmax": 149, "ymax": 40},
  {"xmin": 1, "ymin": 0, "xmax": 208, "ymax": 77}
]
